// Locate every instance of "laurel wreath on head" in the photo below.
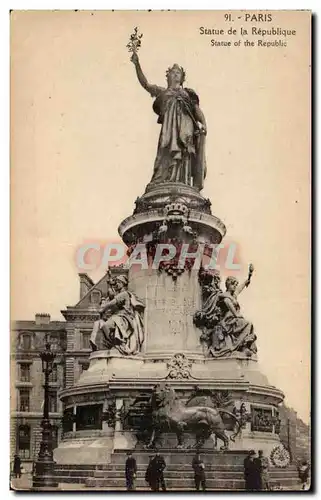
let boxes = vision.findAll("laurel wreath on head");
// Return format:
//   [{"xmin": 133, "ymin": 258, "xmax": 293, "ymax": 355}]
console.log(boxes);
[{"xmin": 270, "ymin": 445, "xmax": 291, "ymax": 468}]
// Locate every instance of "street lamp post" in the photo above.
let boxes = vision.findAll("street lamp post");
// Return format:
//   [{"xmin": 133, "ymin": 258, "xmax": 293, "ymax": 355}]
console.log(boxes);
[{"xmin": 32, "ymin": 338, "xmax": 58, "ymax": 489}]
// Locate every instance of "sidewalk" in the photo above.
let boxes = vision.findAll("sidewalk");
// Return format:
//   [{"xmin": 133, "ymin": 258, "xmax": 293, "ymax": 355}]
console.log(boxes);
[{"xmin": 10, "ymin": 475, "xmax": 86, "ymax": 491}]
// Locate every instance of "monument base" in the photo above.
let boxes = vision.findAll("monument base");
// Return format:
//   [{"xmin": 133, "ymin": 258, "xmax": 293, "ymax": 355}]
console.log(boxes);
[
  {"xmin": 54, "ymin": 435, "xmax": 113, "ymax": 465},
  {"xmin": 55, "ymin": 351, "xmax": 284, "ymax": 466},
  {"xmin": 64, "ymin": 350, "xmax": 271, "ymax": 386}
]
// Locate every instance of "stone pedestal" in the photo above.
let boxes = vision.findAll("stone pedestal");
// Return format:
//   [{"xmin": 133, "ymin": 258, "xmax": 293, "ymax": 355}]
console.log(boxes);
[
  {"xmin": 113, "ymin": 399, "xmax": 137, "ymax": 450},
  {"xmin": 54, "ymin": 435, "xmax": 113, "ymax": 465},
  {"xmin": 55, "ymin": 349, "xmax": 285, "ymax": 464},
  {"xmin": 129, "ymin": 269, "xmax": 202, "ymax": 356},
  {"xmin": 55, "ymin": 180, "xmax": 287, "ymax": 475},
  {"xmin": 118, "ymin": 182, "xmax": 226, "ymax": 247}
]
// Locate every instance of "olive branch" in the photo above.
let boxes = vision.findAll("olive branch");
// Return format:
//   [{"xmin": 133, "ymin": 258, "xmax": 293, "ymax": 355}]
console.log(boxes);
[{"xmin": 126, "ymin": 27, "xmax": 143, "ymax": 53}]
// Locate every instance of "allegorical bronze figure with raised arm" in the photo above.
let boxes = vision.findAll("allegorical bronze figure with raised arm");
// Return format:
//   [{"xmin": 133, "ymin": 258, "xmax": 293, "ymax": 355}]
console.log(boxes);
[
  {"xmin": 194, "ymin": 265, "xmax": 257, "ymax": 358},
  {"xmin": 213, "ymin": 264, "xmax": 257, "ymax": 357},
  {"xmin": 128, "ymin": 28, "xmax": 207, "ymax": 191}
]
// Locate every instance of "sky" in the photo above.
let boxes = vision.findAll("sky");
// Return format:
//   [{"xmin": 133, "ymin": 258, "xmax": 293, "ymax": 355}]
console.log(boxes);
[{"xmin": 10, "ymin": 10, "xmax": 310, "ymax": 422}]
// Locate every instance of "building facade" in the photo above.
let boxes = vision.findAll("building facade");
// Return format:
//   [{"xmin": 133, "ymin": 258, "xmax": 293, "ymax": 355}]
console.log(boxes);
[
  {"xmin": 10, "ymin": 273, "xmax": 96, "ymax": 472},
  {"xmin": 11, "ymin": 313, "xmax": 65, "ymax": 472}
]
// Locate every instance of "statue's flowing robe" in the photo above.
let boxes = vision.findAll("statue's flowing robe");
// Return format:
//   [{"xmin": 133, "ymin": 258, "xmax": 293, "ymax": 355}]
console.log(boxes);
[
  {"xmin": 200, "ymin": 285, "xmax": 222, "ymax": 324},
  {"xmin": 211, "ymin": 292, "xmax": 256, "ymax": 357},
  {"xmin": 148, "ymin": 84, "xmax": 206, "ymax": 189},
  {"xmin": 98, "ymin": 290, "xmax": 145, "ymax": 355},
  {"xmin": 112, "ymin": 291, "xmax": 145, "ymax": 355}
]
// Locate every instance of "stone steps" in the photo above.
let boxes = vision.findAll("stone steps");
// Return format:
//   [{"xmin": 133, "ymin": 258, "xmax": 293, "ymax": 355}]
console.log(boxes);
[
  {"xmin": 91, "ymin": 470, "xmax": 297, "ymax": 479},
  {"xmin": 55, "ymin": 464, "xmax": 298, "ymax": 475},
  {"xmin": 11, "ymin": 475, "xmax": 303, "ymax": 492},
  {"xmin": 57, "ymin": 464, "xmax": 246, "ymax": 472},
  {"xmin": 56, "ymin": 465, "xmax": 246, "ymax": 474},
  {"xmin": 55, "ymin": 466, "xmax": 299, "ymax": 490},
  {"xmin": 55, "ymin": 476, "xmax": 85, "ymax": 484},
  {"xmin": 55, "ymin": 450, "xmax": 299, "ymax": 490},
  {"xmin": 55, "ymin": 465, "xmax": 96, "ymax": 470},
  {"xmin": 85, "ymin": 477, "xmax": 299, "ymax": 489},
  {"xmin": 110, "ymin": 452, "xmax": 248, "ymax": 466}
]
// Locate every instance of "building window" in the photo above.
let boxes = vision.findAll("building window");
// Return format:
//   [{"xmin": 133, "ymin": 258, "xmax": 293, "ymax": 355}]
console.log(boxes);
[
  {"xmin": 18, "ymin": 425, "xmax": 30, "ymax": 459},
  {"xmin": 19, "ymin": 389, "xmax": 30, "ymax": 412},
  {"xmin": 82, "ymin": 332, "xmax": 91, "ymax": 350},
  {"xmin": 90, "ymin": 290, "xmax": 101, "ymax": 306},
  {"xmin": 47, "ymin": 334, "xmax": 59, "ymax": 352},
  {"xmin": 21, "ymin": 334, "xmax": 32, "ymax": 350},
  {"xmin": 49, "ymin": 390, "xmax": 58, "ymax": 413},
  {"xmin": 49, "ymin": 364, "xmax": 58, "ymax": 383},
  {"xmin": 19, "ymin": 363, "xmax": 30, "ymax": 382}
]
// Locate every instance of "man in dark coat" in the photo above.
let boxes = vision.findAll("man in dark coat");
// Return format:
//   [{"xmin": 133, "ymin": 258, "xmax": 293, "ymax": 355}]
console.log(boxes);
[
  {"xmin": 298, "ymin": 460, "xmax": 310, "ymax": 490},
  {"xmin": 258, "ymin": 450, "xmax": 270, "ymax": 490},
  {"xmin": 145, "ymin": 454, "xmax": 153, "ymax": 488},
  {"xmin": 13, "ymin": 454, "xmax": 21, "ymax": 478},
  {"xmin": 125, "ymin": 451, "xmax": 137, "ymax": 491},
  {"xmin": 192, "ymin": 452, "xmax": 206, "ymax": 491},
  {"xmin": 243, "ymin": 450, "xmax": 261, "ymax": 491},
  {"xmin": 146, "ymin": 451, "xmax": 167, "ymax": 491}
]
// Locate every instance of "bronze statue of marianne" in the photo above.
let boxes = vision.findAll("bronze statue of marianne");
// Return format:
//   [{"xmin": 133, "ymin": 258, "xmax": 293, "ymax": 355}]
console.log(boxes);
[{"xmin": 130, "ymin": 51, "xmax": 207, "ymax": 191}]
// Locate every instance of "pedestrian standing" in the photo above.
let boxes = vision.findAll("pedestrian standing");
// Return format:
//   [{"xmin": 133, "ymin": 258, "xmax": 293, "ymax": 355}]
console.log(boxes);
[
  {"xmin": 125, "ymin": 451, "xmax": 137, "ymax": 491},
  {"xmin": 243, "ymin": 450, "xmax": 260, "ymax": 491},
  {"xmin": 13, "ymin": 454, "xmax": 21, "ymax": 479},
  {"xmin": 147, "ymin": 451, "xmax": 167, "ymax": 491},
  {"xmin": 145, "ymin": 454, "xmax": 153, "ymax": 489},
  {"xmin": 192, "ymin": 452, "xmax": 206, "ymax": 491},
  {"xmin": 298, "ymin": 460, "xmax": 310, "ymax": 490},
  {"xmin": 158, "ymin": 452, "xmax": 167, "ymax": 492},
  {"xmin": 258, "ymin": 450, "xmax": 270, "ymax": 490}
]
